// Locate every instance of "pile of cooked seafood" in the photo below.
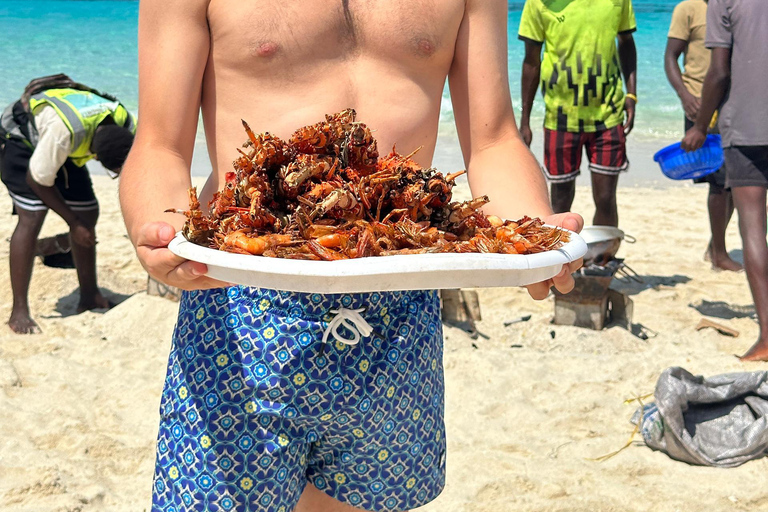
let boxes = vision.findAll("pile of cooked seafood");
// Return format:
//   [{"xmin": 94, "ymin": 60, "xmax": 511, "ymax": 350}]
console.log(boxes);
[{"xmin": 169, "ymin": 109, "xmax": 568, "ymax": 260}]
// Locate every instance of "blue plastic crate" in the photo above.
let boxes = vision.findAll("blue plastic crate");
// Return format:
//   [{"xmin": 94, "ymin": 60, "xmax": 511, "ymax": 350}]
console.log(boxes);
[{"xmin": 653, "ymin": 134, "xmax": 724, "ymax": 180}]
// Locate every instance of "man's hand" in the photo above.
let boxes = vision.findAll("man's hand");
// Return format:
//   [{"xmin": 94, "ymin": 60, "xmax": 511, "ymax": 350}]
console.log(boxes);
[
  {"xmin": 681, "ymin": 125, "xmax": 707, "ymax": 152},
  {"xmin": 680, "ymin": 91, "xmax": 701, "ymax": 122},
  {"xmin": 519, "ymin": 123, "xmax": 533, "ymax": 147},
  {"xmin": 69, "ymin": 220, "xmax": 96, "ymax": 248},
  {"xmin": 525, "ymin": 212, "xmax": 584, "ymax": 300},
  {"xmin": 136, "ymin": 222, "xmax": 230, "ymax": 290},
  {"xmin": 623, "ymin": 96, "xmax": 636, "ymax": 136}
]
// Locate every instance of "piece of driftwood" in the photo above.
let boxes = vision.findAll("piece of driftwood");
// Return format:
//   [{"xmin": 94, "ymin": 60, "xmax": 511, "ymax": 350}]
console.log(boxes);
[
  {"xmin": 440, "ymin": 289, "xmax": 482, "ymax": 325},
  {"xmin": 695, "ymin": 318, "xmax": 740, "ymax": 337},
  {"xmin": 147, "ymin": 275, "xmax": 181, "ymax": 302}
]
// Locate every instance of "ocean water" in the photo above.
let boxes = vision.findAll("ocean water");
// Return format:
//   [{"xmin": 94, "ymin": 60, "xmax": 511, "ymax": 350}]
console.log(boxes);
[{"xmin": 0, "ymin": 0, "xmax": 686, "ymax": 177}]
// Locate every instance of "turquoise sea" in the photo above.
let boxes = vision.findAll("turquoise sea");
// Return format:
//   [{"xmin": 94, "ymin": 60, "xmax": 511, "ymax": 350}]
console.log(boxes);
[{"xmin": 0, "ymin": 0, "xmax": 687, "ymax": 180}]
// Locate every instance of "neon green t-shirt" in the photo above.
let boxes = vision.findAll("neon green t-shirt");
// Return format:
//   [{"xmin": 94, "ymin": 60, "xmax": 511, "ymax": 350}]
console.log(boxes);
[{"xmin": 519, "ymin": 0, "xmax": 637, "ymax": 132}]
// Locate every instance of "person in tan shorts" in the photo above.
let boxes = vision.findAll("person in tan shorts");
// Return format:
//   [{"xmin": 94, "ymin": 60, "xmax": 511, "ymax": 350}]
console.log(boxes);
[{"xmin": 665, "ymin": 0, "xmax": 742, "ymax": 272}]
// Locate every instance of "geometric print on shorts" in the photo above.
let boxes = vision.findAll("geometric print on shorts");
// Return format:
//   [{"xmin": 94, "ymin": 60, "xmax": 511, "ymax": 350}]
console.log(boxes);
[{"xmin": 152, "ymin": 286, "xmax": 446, "ymax": 512}]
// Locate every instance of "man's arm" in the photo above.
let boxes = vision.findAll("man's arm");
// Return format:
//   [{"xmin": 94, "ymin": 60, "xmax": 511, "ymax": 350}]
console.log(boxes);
[
  {"xmin": 519, "ymin": 40, "xmax": 543, "ymax": 147},
  {"xmin": 617, "ymin": 32, "xmax": 637, "ymax": 135},
  {"xmin": 681, "ymin": 47, "xmax": 730, "ymax": 151},
  {"xmin": 682, "ymin": 0, "xmax": 731, "ymax": 151},
  {"xmin": 449, "ymin": 0, "xmax": 583, "ymax": 298},
  {"xmin": 664, "ymin": 38, "xmax": 701, "ymax": 121},
  {"xmin": 26, "ymin": 110, "xmax": 95, "ymax": 246},
  {"xmin": 119, "ymin": 0, "xmax": 222, "ymax": 289}
]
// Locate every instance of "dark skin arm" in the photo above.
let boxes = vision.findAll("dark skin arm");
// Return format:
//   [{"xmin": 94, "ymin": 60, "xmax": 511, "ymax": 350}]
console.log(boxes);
[
  {"xmin": 26, "ymin": 171, "xmax": 96, "ymax": 247},
  {"xmin": 664, "ymin": 37, "xmax": 701, "ymax": 121},
  {"xmin": 519, "ymin": 39, "xmax": 543, "ymax": 147},
  {"xmin": 681, "ymin": 47, "xmax": 730, "ymax": 151},
  {"xmin": 617, "ymin": 32, "xmax": 637, "ymax": 135}
]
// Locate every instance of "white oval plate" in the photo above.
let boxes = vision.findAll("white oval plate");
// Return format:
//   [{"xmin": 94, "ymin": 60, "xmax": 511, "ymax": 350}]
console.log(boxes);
[{"xmin": 168, "ymin": 228, "xmax": 586, "ymax": 293}]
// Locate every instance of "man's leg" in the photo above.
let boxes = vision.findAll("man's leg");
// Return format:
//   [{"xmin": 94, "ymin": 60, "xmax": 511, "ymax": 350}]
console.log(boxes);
[
  {"xmin": 8, "ymin": 207, "xmax": 47, "ymax": 334},
  {"xmin": 590, "ymin": 172, "xmax": 619, "ymax": 227},
  {"xmin": 707, "ymin": 183, "xmax": 742, "ymax": 271},
  {"xmin": 543, "ymin": 128, "xmax": 583, "ymax": 213},
  {"xmin": 586, "ymin": 125, "xmax": 627, "ymax": 227},
  {"xmin": 550, "ymin": 181, "xmax": 576, "ymax": 214},
  {"xmin": 54, "ymin": 160, "xmax": 112, "ymax": 312},
  {"xmin": 296, "ymin": 484, "xmax": 379, "ymax": 512},
  {"xmin": 731, "ymin": 186, "xmax": 768, "ymax": 360},
  {"xmin": 69, "ymin": 207, "xmax": 112, "ymax": 312}
]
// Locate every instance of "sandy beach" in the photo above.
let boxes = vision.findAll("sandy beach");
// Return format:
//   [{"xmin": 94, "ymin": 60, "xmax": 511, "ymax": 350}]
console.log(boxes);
[{"xmin": 1, "ymin": 174, "xmax": 767, "ymax": 511}]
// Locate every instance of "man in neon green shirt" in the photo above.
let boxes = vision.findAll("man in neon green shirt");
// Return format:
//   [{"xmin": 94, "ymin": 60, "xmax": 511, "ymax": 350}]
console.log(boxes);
[{"xmin": 519, "ymin": 0, "xmax": 637, "ymax": 227}]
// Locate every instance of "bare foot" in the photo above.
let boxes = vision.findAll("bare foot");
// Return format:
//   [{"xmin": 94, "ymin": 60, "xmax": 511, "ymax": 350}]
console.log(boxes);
[
  {"xmin": 77, "ymin": 294, "xmax": 117, "ymax": 314},
  {"xmin": 8, "ymin": 312, "xmax": 41, "ymax": 334},
  {"xmin": 710, "ymin": 254, "xmax": 744, "ymax": 272},
  {"xmin": 739, "ymin": 340, "xmax": 768, "ymax": 362}
]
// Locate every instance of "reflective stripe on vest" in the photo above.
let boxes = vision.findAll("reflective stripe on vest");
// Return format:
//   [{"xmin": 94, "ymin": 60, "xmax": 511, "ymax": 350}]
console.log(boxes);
[
  {"xmin": 30, "ymin": 92, "xmax": 89, "ymax": 151},
  {"xmin": 122, "ymin": 109, "xmax": 136, "ymax": 133}
]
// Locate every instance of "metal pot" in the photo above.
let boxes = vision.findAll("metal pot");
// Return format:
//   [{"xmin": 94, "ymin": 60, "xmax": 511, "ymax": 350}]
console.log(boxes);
[{"xmin": 580, "ymin": 226, "xmax": 635, "ymax": 266}]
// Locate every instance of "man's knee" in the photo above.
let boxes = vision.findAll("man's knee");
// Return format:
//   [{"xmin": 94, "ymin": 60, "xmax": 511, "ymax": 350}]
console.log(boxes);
[
  {"xmin": 550, "ymin": 181, "xmax": 575, "ymax": 204},
  {"xmin": 593, "ymin": 188, "xmax": 616, "ymax": 210}
]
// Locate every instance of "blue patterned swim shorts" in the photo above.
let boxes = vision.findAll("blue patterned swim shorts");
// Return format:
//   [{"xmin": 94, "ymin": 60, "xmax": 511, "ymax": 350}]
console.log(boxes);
[{"xmin": 152, "ymin": 286, "xmax": 446, "ymax": 512}]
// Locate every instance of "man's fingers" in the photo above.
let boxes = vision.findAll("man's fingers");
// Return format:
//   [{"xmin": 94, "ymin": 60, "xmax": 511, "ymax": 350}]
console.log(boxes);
[
  {"xmin": 165, "ymin": 260, "xmax": 221, "ymax": 290},
  {"xmin": 138, "ymin": 221, "xmax": 177, "ymax": 249},
  {"xmin": 543, "ymin": 212, "xmax": 584, "ymax": 233},
  {"xmin": 168, "ymin": 259, "xmax": 208, "ymax": 281},
  {"xmin": 568, "ymin": 258, "xmax": 584, "ymax": 274},
  {"xmin": 526, "ymin": 280, "xmax": 552, "ymax": 301},
  {"xmin": 166, "ymin": 261, "xmax": 207, "ymax": 288},
  {"xmin": 140, "ymin": 245, "xmax": 230, "ymax": 290},
  {"xmin": 624, "ymin": 115, "xmax": 634, "ymax": 135},
  {"xmin": 550, "ymin": 265, "xmax": 575, "ymax": 294},
  {"xmin": 139, "ymin": 243, "xmax": 189, "ymax": 274},
  {"xmin": 135, "ymin": 222, "xmax": 230, "ymax": 291}
]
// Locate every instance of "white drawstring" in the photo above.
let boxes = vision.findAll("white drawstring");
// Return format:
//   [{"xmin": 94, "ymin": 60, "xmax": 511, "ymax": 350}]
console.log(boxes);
[{"xmin": 321, "ymin": 308, "xmax": 374, "ymax": 348}]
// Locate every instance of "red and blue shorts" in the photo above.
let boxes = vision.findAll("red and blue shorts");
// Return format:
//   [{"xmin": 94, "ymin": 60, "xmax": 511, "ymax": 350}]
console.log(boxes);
[{"xmin": 543, "ymin": 124, "xmax": 629, "ymax": 183}]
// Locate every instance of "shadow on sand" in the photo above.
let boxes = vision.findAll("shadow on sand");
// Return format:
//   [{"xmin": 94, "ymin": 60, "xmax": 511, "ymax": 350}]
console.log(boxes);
[
  {"xmin": 610, "ymin": 273, "xmax": 692, "ymax": 297},
  {"xmin": 40, "ymin": 288, "xmax": 133, "ymax": 319},
  {"xmin": 689, "ymin": 299, "xmax": 756, "ymax": 320}
]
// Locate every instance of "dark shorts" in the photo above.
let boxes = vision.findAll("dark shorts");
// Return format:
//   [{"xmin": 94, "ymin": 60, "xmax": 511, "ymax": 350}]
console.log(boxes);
[
  {"xmin": 723, "ymin": 146, "xmax": 768, "ymax": 189},
  {"xmin": 543, "ymin": 124, "xmax": 629, "ymax": 183},
  {"xmin": 0, "ymin": 137, "xmax": 98, "ymax": 213},
  {"xmin": 684, "ymin": 117, "xmax": 726, "ymax": 189},
  {"xmin": 152, "ymin": 286, "xmax": 446, "ymax": 512}
]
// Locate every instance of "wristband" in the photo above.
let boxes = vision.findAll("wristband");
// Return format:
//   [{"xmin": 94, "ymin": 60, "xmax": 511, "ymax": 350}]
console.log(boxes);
[{"xmin": 625, "ymin": 93, "xmax": 638, "ymax": 103}]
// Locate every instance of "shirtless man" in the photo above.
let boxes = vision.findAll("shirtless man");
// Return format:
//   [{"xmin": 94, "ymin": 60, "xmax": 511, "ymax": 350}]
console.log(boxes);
[{"xmin": 120, "ymin": 1, "xmax": 583, "ymax": 510}]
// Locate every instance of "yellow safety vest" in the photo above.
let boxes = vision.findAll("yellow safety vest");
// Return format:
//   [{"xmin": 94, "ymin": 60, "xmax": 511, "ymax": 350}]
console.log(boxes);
[{"xmin": 28, "ymin": 88, "xmax": 136, "ymax": 167}]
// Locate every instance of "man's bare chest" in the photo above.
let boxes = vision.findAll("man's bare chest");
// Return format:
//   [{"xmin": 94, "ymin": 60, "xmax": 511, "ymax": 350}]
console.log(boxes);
[{"xmin": 207, "ymin": 0, "xmax": 465, "ymax": 72}]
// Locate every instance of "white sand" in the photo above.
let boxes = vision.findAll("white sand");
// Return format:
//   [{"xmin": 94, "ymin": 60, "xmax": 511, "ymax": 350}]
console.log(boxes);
[{"xmin": 1, "ymin": 176, "xmax": 766, "ymax": 511}]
